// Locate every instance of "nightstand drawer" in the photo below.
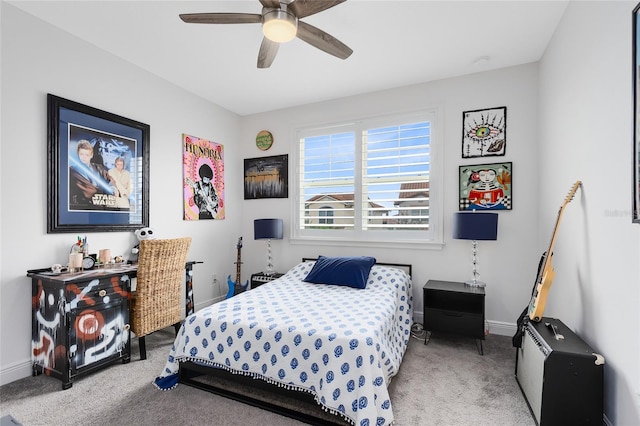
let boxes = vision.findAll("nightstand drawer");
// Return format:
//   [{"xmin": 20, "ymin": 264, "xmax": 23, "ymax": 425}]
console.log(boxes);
[
  {"xmin": 425, "ymin": 290, "xmax": 483, "ymax": 314},
  {"xmin": 425, "ymin": 308, "xmax": 483, "ymax": 338}
]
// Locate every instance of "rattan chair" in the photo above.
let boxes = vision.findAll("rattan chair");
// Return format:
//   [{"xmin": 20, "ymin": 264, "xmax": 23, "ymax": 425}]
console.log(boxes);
[{"xmin": 130, "ymin": 237, "xmax": 192, "ymax": 360}]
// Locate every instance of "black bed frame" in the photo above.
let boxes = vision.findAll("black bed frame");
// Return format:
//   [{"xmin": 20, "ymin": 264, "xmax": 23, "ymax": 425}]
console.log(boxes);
[
  {"xmin": 178, "ymin": 259, "xmax": 413, "ymax": 425},
  {"xmin": 179, "ymin": 361, "xmax": 346, "ymax": 425}
]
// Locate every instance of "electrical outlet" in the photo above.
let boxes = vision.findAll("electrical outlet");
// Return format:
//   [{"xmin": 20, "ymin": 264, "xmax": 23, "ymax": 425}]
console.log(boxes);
[{"xmin": 212, "ymin": 274, "xmax": 218, "ymax": 285}]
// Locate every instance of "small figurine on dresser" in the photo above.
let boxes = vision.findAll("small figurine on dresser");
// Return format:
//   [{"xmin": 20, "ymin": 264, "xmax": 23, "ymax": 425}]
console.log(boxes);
[{"xmin": 128, "ymin": 227, "xmax": 155, "ymax": 264}]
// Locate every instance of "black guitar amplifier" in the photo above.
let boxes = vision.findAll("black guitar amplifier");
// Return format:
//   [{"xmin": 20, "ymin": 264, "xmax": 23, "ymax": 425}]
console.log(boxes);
[{"xmin": 515, "ymin": 317, "xmax": 604, "ymax": 425}]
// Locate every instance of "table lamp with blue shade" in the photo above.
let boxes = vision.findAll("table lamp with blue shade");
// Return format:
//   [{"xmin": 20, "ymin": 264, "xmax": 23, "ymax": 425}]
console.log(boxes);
[
  {"xmin": 254, "ymin": 218, "xmax": 283, "ymax": 275},
  {"xmin": 452, "ymin": 212, "xmax": 498, "ymax": 287}
]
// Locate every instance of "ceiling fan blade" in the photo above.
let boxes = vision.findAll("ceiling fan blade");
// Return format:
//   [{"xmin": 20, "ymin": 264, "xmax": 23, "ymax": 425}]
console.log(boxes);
[
  {"xmin": 179, "ymin": 13, "xmax": 262, "ymax": 24},
  {"xmin": 296, "ymin": 21, "xmax": 352, "ymax": 60},
  {"xmin": 257, "ymin": 37, "xmax": 280, "ymax": 68},
  {"xmin": 288, "ymin": 0, "xmax": 345, "ymax": 19},
  {"xmin": 259, "ymin": 0, "xmax": 281, "ymax": 9}
]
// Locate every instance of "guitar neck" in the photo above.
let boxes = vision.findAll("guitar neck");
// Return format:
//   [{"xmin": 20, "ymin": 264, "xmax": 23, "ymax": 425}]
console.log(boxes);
[
  {"xmin": 538, "ymin": 181, "xmax": 581, "ymax": 278},
  {"xmin": 542, "ymin": 206, "xmax": 565, "ymax": 264},
  {"xmin": 235, "ymin": 248, "xmax": 242, "ymax": 284}
]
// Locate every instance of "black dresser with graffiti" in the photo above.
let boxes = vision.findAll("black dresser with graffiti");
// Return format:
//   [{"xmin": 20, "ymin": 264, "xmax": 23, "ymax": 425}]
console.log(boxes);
[{"xmin": 29, "ymin": 267, "xmax": 134, "ymax": 389}]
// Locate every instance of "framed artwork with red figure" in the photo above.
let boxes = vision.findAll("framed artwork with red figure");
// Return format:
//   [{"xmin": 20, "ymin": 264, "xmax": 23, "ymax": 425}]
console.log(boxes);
[{"xmin": 459, "ymin": 162, "xmax": 512, "ymax": 211}]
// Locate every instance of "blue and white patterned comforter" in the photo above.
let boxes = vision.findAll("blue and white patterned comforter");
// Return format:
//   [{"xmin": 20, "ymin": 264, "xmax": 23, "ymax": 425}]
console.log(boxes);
[{"xmin": 155, "ymin": 261, "xmax": 413, "ymax": 426}]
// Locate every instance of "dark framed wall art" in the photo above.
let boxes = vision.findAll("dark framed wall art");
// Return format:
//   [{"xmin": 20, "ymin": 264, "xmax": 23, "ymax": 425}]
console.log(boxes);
[
  {"xmin": 633, "ymin": 3, "xmax": 640, "ymax": 223},
  {"xmin": 459, "ymin": 162, "xmax": 512, "ymax": 211},
  {"xmin": 462, "ymin": 106, "xmax": 507, "ymax": 158},
  {"xmin": 47, "ymin": 94, "xmax": 150, "ymax": 233},
  {"xmin": 244, "ymin": 155, "xmax": 288, "ymax": 199}
]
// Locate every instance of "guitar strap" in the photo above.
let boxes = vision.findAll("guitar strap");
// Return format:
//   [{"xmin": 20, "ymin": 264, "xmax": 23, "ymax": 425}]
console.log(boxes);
[
  {"xmin": 512, "ymin": 252, "xmax": 547, "ymax": 348},
  {"xmin": 512, "ymin": 307, "xmax": 529, "ymax": 348}
]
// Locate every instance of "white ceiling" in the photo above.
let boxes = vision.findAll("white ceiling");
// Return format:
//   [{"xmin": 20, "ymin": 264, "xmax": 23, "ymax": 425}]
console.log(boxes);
[{"xmin": 8, "ymin": 0, "xmax": 569, "ymax": 116}]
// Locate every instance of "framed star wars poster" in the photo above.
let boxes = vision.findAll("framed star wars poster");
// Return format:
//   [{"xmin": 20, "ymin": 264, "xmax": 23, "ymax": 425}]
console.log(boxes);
[
  {"xmin": 47, "ymin": 94, "xmax": 149, "ymax": 233},
  {"xmin": 459, "ymin": 162, "xmax": 512, "ymax": 211},
  {"xmin": 183, "ymin": 134, "xmax": 225, "ymax": 220},
  {"xmin": 462, "ymin": 106, "xmax": 507, "ymax": 158}
]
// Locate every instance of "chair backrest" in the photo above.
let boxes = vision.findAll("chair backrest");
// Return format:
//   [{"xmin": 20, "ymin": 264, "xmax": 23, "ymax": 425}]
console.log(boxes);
[{"xmin": 131, "ymin": 237, "xmax": 192, "ymax": 338}]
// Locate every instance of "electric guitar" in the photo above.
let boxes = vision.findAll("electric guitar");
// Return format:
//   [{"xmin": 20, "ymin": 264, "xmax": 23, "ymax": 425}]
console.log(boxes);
[
  {"xmin": 226, "ymin": 237, "xmax": 249, "ymax": 298},
  {"xmin": 185, "ymin": 177, "xmax": 218, "ymax": 216},
  {"xmin": 527, "ymin": 181, "xmax": 581, "ymax": 322}
]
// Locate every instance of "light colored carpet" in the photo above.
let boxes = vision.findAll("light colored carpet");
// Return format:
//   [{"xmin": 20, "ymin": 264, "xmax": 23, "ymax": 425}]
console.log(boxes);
[{"xmin": 0, "ymin": 327, "xmax": 534, "ymax": 425}]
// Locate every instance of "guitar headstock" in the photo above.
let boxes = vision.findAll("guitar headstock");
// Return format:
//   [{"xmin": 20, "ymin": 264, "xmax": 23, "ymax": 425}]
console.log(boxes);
[
  {"xmin": 237, "ymin": 237, "xmax": 243, "ymax": 249},
  {"xmin": 564, "ymin": 180, "xmax": 582, "ymax": 204}
]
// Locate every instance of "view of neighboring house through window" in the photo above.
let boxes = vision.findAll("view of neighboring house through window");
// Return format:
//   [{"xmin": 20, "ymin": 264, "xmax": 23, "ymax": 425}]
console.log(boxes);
[
  {"xmin": 295, "ymin": 111, "xmax": 437, "ymax": 244},
  {"xmin": 319, "ymin": 206, "xmax": 334, "ymax": 224}
]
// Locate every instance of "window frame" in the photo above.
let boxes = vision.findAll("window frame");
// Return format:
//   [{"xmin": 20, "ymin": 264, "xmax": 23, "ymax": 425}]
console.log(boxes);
[{"xmin": 290, "ymin": 109, "xmax": 444, "ymax": 249}]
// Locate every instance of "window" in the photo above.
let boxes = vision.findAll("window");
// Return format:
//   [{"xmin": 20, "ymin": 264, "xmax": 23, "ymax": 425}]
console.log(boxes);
[
  {"xmin": 318, "ymin": 207, "xmax": 334, "ymax": 225},
  {"xmin": 293, "ymin": 110, "xmax": 442, "ymax": 246}
]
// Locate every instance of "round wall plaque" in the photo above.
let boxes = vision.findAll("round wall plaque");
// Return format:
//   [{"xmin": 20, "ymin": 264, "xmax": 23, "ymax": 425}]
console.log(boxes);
[{"xmin": 256, "ymin": 130, "xmax": 274, "ymax": 151}]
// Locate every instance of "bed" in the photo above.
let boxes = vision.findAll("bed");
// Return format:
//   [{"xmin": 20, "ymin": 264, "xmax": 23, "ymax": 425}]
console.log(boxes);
[{"xmin": 154, "ymin": 257, "xmax": 413, "ymax": 426}]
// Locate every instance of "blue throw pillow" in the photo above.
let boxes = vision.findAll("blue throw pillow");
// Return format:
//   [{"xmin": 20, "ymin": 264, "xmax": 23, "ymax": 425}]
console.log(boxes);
[{"xmin": 303, "ymin": 256, "xmax": 376, "ymax": 289}]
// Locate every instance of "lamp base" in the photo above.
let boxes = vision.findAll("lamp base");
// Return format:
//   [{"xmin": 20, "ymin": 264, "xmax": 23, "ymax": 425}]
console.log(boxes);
[{"xmin": 464, "ymin": 279, "xmax": 486, "ymax": 288}]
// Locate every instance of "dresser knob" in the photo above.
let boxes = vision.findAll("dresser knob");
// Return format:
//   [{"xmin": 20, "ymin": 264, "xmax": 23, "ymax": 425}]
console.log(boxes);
[
  {"xmin": 124, "ymin": 324, "xmax": 130, "ymax": 331},
  {"xmin": 99, "ymin": 290, "xmax": 107, "ymax": 297}
]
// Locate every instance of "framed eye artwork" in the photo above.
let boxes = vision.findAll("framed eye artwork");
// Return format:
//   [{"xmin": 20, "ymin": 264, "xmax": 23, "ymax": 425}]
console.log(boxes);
[{"xmin": 461, "ymin": 106, "xmax": 507, "ymax": 159}]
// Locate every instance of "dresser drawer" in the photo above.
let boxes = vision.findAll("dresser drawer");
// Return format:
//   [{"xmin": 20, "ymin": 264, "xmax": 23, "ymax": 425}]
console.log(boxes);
[
  {"xmin": 425, "ymin": 307, "xmax": 484, "ymax": 339},
  {"xmin": 65, "ymin": 275, "xmax": 130, "ymax": 308}
]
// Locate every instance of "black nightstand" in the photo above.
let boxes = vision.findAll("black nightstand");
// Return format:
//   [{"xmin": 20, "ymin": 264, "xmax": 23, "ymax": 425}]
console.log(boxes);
[
  {"xmin": 423, "ymin": 280, "xmax": 485, "ymax": 354},
  {"xmin": 250, "ymin": 272, "xmax": 284, "ymax": 289}
]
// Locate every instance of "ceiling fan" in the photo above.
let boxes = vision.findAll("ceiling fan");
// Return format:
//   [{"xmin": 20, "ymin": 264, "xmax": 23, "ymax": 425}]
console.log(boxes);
[{"xmin": 179, "ymin": 0, "xmax": 353, "ymax": 69}]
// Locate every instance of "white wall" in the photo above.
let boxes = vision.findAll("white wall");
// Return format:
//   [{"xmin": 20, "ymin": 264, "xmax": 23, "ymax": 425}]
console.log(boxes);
[
  {"xmin": 538, "ymin": 1, "xmax": 640, "ymax": 424},
  {"xmin": 0, "ymin": 4, "xmax": 242, "ymax": 384},
  {"xmin": 238, "ymin": 64, "xmax": 542, "ymax": 333}
]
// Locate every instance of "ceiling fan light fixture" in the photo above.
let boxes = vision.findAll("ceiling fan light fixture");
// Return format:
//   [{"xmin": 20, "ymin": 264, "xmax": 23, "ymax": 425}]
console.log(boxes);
[{"xmin": 262, "ymin": 9, "xmax": 297, "ymax": 43}]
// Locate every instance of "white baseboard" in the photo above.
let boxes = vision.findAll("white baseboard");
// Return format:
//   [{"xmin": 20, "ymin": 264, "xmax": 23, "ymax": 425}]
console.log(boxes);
[
  {"xmin": 194, "ymin": 296, "xmax": 224, "ymax": 312},
  {"xmin": 0, "ymin": 358, "xmax": 32, "ymax": 387},
  {"xmin": 412, "ymin": 312, "xmax": 516, "ymax": 337},
  {"xmin": 487, "ymin": 320, "xmax": 517, "ymax": 337}
]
